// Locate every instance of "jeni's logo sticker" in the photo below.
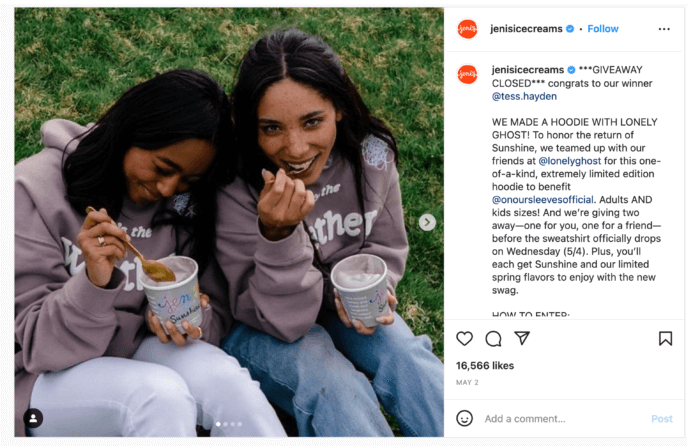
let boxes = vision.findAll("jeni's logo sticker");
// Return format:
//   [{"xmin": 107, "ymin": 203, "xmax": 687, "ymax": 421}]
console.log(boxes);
[
  {"xmin": 458, "ymin": 65, "xmax": 478, "ymax": 84},
  {"xmin": 458, "ymin": 19, "xmax": 478, "ymax": 39}
]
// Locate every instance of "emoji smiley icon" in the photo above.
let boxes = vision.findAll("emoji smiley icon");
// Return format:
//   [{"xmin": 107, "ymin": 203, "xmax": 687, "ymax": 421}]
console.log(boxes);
[{"xmin": 456, "ymin": 410, "xmax": 473, "ymax": 427}]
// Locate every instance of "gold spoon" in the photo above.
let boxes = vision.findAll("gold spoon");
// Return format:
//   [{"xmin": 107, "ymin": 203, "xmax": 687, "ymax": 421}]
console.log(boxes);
[{"xmin": 86, "ymin": 206, "xmax": 176, "ymax": 282}]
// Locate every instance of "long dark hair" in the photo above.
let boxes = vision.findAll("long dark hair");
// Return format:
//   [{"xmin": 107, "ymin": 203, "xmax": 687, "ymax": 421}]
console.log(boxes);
[
  {"xmin": 233, "ymin": 28, "xmax": 398, "ymax": 194},
  {"xmin": 232, "ymin": 28, "xmax": 399, "ymax": 293},
  {"xmin": 63, "ymin": 69, "xmax": 235, "ymax": 272}
]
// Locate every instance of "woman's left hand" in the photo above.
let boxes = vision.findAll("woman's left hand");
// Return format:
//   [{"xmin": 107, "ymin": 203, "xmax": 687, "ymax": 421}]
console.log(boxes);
[
  {"xmin": 148, "ymin": 293, "xmax": 210, "ymax": 346},
  {"xmin": 334, "ymin": 289, "xmax": 398, "ymax": 336}
]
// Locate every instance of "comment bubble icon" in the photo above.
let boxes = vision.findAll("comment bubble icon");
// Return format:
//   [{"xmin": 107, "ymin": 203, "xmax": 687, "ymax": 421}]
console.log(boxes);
[{"xmin": 486, "ymin": 331, "xmax": 502, "ymax": 347}]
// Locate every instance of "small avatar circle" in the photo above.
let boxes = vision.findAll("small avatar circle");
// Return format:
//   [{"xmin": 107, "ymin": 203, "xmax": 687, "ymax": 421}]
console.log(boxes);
[
  {"xmin": 23, "ymin": 408, "xmax": 44, "ymax": 428},
  {"xmin": 458, "ymin": 65, "xmax": 478, "ymax": 85},
  {"xmin": 456, "ymin": 409, "xmax": 473, "ymax": 427},
  {"xmin": 458, "ymin": 19, "xmax": 478, "ymax": 39}
]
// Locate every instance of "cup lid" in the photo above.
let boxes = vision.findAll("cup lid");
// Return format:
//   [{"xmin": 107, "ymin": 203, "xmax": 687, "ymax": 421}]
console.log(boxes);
[
  {"xmin": 138, "ymin": 256, "xmax": 198, "ymax": 291},
  {"xmin": 331, "ymin": 254, "xmax": 387, "ymax": 292}
]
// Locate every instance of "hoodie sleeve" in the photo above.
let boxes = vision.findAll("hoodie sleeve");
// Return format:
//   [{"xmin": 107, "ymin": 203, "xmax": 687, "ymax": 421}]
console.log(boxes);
[
  {"xmin": 215, "ymin": 180, "xmax": 324, "ymax": 343},
  {"xmin": 15, "ymin": 179, "xmax": 125, "ymax": 375},
  {"xmin": 357, "ymin": 162, "xmax": 409, "ymax": 295},
  {"xmin": 196, "ymin": 258, "xmax": 234, "ymax": 345}
]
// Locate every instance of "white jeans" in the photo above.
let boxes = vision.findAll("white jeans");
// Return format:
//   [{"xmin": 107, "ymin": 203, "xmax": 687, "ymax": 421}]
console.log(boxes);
[{"xmin": 28, "ymin": 336, "xmax": 286, "ymax": 437}]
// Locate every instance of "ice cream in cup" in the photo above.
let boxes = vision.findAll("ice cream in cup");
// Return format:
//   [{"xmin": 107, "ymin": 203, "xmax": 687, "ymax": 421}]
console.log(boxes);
[
  {"xmin": 137, "ymin": 256, "xmax": 202, "ymax": 334},
  {"xmin": 331, "ymin": 254, "xmax": 390, "ymax": 327}
]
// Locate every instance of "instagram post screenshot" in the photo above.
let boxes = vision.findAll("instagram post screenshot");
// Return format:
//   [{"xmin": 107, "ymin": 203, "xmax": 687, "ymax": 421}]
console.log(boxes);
[
  {"xmin": 4, "ymin": 2, "xmax": 699, "ymax": 445},
  {"xmin": 10, "ymin": 7, "xmax": 444, "ymax": 439},
  {"xmin": 446, "ymin": 4, "xmax": 699, "ymax": 445}
]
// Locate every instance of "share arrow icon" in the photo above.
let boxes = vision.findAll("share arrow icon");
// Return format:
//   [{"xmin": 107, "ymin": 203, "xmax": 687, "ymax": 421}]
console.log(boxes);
[{"xmin": 515, "ymin": 331, "xmax": 530, "ymax": 345}]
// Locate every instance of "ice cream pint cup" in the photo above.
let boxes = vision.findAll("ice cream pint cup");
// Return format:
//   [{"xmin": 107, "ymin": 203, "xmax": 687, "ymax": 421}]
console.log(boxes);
[
  {"xmin": 137, "ymin": 256, "xmax": 202, "ymax": 334},
  {"xmin": 330, "ymin": 254, "xmax": 390, "ymax": 328}
]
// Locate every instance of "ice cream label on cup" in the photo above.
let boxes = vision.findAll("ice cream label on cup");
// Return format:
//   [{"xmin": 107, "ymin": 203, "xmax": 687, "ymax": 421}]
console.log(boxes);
[{"xmin": 155, "ymin": 283, "xmax": 200, "ymax": 324}]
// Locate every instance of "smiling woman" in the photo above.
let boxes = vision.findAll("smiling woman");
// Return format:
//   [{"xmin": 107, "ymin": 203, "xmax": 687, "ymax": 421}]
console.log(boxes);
[
  {"xmin": 14, "ymin": 70, "xmax": 286, "ymax": 437},
  {"xmin": 257, "ymin": 78, "xmax": 342, "ymax": 182},
  {"xmin": 123, "ymin": 139, "xmax": 217, "ymax": 205}
]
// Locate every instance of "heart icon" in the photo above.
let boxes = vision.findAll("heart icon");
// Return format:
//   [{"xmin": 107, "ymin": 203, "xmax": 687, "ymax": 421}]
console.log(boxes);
[{"xmin": 456, "ymin": 331, "xmax": 473, "ymax": 346}]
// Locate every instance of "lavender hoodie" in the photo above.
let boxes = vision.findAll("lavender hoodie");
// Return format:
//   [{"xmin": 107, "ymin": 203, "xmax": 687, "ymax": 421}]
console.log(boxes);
[
  {"xmin": 215, "ymin": 135, "xmax": 408, "ymax": 342},
  {"xmin": 14, "ymin": 119, "xmax": 231, "ymax": 436}
]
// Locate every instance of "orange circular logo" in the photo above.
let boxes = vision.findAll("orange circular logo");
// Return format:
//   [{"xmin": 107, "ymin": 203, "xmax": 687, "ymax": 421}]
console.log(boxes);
[
  {"xmin": 458, "ymin": 65, "xmax": 478, "ymax": 84},
  {"xmin": 458, "ymin": 19, "xmax": 478, "ymax": 39}
]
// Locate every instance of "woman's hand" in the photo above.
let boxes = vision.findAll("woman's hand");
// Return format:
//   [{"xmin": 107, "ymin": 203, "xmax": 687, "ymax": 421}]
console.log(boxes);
[
  {"xmin": 257, "ymin": 168, "xmax": 315, "ymax": 241},
  {"xmin": 148, "ymin": 293, "xmax": 209, "ymax": 346},
  {"xmin": 334, "ymin": 289, "xmax": 398, "ymax": 336},
  {"xmin": 77, "ymin": 207, "xmax": 130, "ymax": 288}
]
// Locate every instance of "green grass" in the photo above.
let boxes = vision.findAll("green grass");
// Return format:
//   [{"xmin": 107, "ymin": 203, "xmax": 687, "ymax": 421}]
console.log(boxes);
[{"xmin": 15, "ymin": 7, "xmax": 444, "ymax": 360}]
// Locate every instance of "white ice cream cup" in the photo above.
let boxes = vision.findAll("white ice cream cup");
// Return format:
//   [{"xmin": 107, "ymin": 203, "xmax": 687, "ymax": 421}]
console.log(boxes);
[
  {"xmin": 137, "ymin": 256, "xmax": 202, "ymax": 334},
  {"xmin": 330, "ymin": 254, "xmax": 390, "ymax": 328}
]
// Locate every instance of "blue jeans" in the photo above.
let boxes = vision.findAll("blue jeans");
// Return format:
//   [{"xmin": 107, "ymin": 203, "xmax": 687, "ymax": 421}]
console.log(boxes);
[{"xmin": 220, "ymin": 311, "xmax": 444, "ymax": 437}]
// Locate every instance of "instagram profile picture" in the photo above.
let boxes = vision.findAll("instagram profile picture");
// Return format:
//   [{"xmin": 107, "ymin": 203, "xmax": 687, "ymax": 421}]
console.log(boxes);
[
  {"xmin": 458, "ymin": 65, "xmax": 478, "ymax": 85},
  {"xmin": 458, "ymin": 19, "xmax": 477, "ymax": 39}
]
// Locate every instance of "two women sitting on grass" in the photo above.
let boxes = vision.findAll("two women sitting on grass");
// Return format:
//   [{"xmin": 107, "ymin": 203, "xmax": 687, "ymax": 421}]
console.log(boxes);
[{"xmin": 15, "ymin": 28, "xmax": 444, "ymax": 437}]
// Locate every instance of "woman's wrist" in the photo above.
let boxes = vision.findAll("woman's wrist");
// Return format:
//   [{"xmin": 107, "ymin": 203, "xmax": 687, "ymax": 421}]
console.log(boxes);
[
  {"xmin": 259, "ymin": 220, "xmax": 296, "ymax": 241},
  {"xmin": 87, "ymin": 268, "xmax": 120, "ymax": 289},
  {"xmin": 86, "ymin": 268, "xmax": 109, "ymax": 289}
]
